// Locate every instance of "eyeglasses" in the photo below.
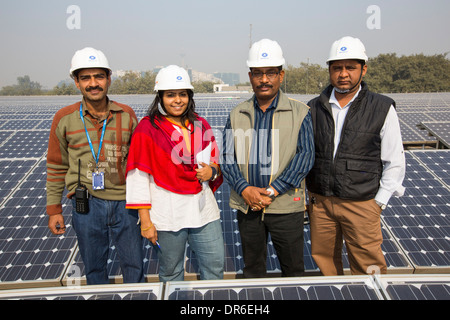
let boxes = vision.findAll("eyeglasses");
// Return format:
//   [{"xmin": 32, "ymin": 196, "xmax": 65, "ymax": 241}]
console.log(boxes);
[{"xmin": 250, "ymin": 70, "xmax": 280, "ymax": 80}]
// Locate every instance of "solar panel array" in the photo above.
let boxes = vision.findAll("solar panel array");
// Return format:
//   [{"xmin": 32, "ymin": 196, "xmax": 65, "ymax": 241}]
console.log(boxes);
[
  {"xmin": 163, "ymin": 274, "xmax": 450, "ymax": 300},
  {"xmin": 1, "ymin": 274, "xmax": 448, "ymax": 300},
  {"xmin": 388, "ymin": 92, "xmax": 450, "ymax": 147},
  {"xmin": 0, "ymin": 93, "xmax": 448, "ymax": 300}
]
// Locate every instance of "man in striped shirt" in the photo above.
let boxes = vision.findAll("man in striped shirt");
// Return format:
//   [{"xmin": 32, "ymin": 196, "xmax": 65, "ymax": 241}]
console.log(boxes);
[
  {"xmin": 46, "ymin": 48, "xmax": 144, "ymax": 284},
  {"xmin": 221, "ymin": 39, "xmax": 314, "ymax": 278}
]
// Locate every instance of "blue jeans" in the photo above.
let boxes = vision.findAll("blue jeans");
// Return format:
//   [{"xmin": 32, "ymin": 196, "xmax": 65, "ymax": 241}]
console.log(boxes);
[
  {"xmin": 156, "ymin": 219, "xmax": 224, "ymax": 282},
  {"xmin": 72, "ymin": 197, "xmax": 144, "ymax": 285}
]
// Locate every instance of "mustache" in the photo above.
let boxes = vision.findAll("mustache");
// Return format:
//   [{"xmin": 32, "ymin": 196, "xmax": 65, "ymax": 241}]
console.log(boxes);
[
  {"xmin": 86, "ymin": 86, "xmax": 103, "ymax": 92},
  {"xmin": 257, "ymin": 84, "xmax": 273, "ymax": 89}
]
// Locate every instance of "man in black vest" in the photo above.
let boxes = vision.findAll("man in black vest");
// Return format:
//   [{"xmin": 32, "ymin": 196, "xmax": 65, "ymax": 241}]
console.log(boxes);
[{"xmin": 306, "ymin": 36, "xmax": 405, "ymax": 275}]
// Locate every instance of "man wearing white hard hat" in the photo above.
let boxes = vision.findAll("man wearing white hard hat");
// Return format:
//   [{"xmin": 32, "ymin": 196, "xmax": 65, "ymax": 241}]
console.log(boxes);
[
  {"xmin": 306, "ymin": 36, "xmax": 406, "ymax": 275},
  {"xmin": 222, "ymin": 39, "xmax": 315, "ymax": 278},
  {"xmin": 46, "ymin": 47, "xmax": 144, "ymax": 284},
  {"xmin": 125, "ymin": 65, "xmax": 224, "ymax": 282}
]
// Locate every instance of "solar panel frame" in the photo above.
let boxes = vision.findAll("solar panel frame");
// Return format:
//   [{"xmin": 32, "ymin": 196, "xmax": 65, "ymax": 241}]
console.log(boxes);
[
  {"xmin": 376, "ymin": 274, "xmax": 450, "ymax": 300},
  {"xmin": 164, "ymin": 275, "xmax": 386, "ymax": 300},
  {"xmin": 0, "ymin": 282, "xmax": 163, "ymax": 300}
]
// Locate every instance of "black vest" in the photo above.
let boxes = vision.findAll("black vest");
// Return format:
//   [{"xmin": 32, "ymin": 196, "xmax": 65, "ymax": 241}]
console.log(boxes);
[{"xmin": 306, "ymin": 82, "xmax": 395, "ymax": 200}]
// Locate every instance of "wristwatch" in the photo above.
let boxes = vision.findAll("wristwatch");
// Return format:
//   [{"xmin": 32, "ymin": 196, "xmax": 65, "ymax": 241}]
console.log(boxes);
[
  {"xmin": 266, "ymin": 187, "xmax": 275, "ymax": 198},
  {"xmin": 375, "ymin": 200, "xmax": 386, "ymax": 210}
]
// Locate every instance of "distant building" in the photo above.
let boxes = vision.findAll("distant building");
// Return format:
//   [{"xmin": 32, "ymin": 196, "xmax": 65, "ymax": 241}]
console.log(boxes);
[
  {"xmin": 114, "ymin": 70, "xmax": 141, "ymax": 78},
  {"xmin": 118, "ymin": 67, "xmax": 240, "ymax": 86},
  {"xmin": 213, "ymin": 72, "xmax": 240, "ymax": 86},
  {"xmin": 190, "ymin": 69, "xmax": 222, "ymax": 83},
  {"xmin": 214, "ymin": 84, "xmax": 252, "ymax": 93}
]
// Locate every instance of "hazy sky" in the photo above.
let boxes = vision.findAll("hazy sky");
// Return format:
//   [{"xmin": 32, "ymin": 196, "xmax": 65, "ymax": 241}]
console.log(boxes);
[{"xmin": 1, "ymin": 0, "xmax": 449, "ymax": 89}]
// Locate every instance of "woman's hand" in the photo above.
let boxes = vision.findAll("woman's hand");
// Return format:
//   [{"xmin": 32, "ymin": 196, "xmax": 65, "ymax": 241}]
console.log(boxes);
[
  {"xmin": 195, "ymin": 162, "xmax": 217, "ymax": 183},
  {"xmin": 141, "ymin": 223, "xmax": 158, "ymax": 245},
  {"xmin": 138, "ymin": 208, "xmax": 158, "ymax": 245}
]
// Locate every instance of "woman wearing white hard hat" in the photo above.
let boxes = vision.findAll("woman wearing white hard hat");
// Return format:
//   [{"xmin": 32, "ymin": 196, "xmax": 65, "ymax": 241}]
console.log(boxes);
[{"xmin": 125, "ymin": 65, "xmax": 224, "ymax": 282}]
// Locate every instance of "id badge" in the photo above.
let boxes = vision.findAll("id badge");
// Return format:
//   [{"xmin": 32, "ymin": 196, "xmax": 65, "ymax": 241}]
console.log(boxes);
[{"xmin": 92, "ymin": 171, "xmax": 105, "ymax": 190}]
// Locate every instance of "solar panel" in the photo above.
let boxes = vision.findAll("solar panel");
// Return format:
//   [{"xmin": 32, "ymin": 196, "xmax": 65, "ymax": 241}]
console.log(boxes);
[
  {"xmin": 378, "ymin": 274, "xmax": 450, "ymax": 300},
  {"xmin": 382, "ymin": 151, "xmax": 450, "ymax": 273},
  {"xmin": 0, "ymin": 159, "xmax": 37, "ymax": 203},
  {"xmin": 0, "ymin": 93, "xmax": 449, "ymax": 296},
  {"xmin": 0, "ymin": 159, "xmax": 77, "ymax": 289},
  {"xmin": 418, "ymin": 121, "xmax": 450, "ymax": 148},
  {"xmin": 0, "ymin": 131, "xmax": 49, "ymax": 158},
  {"xmin": 0, "ymin": 282, "xmax": 163, "ymax": 300},
  {"xmin": 164, "ymin": 276, "xmax": 385, "ymax": 300}
]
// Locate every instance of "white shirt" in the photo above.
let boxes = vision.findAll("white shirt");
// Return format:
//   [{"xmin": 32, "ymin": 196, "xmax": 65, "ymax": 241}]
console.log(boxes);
[
  {"xmin": 329, "ymin": 87, "xmax": 406, "ymax": 205},
  {"xmin": 126, "ymin": 168, "xmax": 221, "ymax": 232}
]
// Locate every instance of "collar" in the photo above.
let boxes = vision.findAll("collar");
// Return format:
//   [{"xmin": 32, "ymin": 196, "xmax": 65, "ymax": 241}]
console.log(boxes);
[
  {"xmin": 81, "ymin": 97, "xmax": 121, "ymax": 119},
  {"xmin": 329, "ymin": 85, "xmax": 362, "ymax": 109}
]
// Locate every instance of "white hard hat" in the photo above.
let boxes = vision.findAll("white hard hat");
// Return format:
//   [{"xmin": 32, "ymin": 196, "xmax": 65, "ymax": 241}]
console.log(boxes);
[
  {"xmin": 247, "ymin": 39, "xmax": 285, "ymax": 68},
  {"xmin": 70, "ymin": 47, "xmax": 111, "ymax": 78},
  {"xmin": 154, "ymin": 65, "xmax": 194, "ymax": 92},
  {"xmin": 327, "ymin": 36, "xmax": 368, "ymax": 64}
]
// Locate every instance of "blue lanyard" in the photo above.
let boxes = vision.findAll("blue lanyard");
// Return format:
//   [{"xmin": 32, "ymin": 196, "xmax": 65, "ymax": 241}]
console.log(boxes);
[{"xmin": 79, "ymin": 103, "xmax": 107, "ymax": 167}]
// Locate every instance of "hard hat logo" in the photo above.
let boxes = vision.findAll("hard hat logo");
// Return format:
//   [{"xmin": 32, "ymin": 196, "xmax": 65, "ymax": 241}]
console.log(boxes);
[
  {"xmin": 339, "ymin": 47, "xmax": 348, "ymax": 52},
  {"xmin": 89, "ymin": 55, "xmax": 96, "ymax": 60},
  {"xmin": 177, "ymin": 76, "xmax": 183, "ymax": 81},
  {"xmin": 262, "ymin": 53, "xmax": 269, "ymax": 58}
]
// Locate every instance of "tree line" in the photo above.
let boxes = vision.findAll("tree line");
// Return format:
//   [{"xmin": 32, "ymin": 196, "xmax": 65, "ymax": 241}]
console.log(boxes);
[{"xmin": 1, "ymin": 53, "xmax": 449, "ymax": 96}]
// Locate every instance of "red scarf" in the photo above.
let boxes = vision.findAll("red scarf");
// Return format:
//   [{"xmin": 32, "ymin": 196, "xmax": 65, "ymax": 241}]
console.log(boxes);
[{"xmin": 126, "ymin": 115, "xmax": 222, "ymax": 194}]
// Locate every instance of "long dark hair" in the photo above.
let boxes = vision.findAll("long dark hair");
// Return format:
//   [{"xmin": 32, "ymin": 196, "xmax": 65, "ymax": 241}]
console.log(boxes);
[{"xmin": 147, "ymin": 89, "xmax": 198, "ymax": 131}]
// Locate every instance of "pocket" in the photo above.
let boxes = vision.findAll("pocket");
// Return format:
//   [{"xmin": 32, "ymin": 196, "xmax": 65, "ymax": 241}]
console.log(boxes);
[
  {"xmin": 344, "ymin": 160, "xmax": 381, "ymax": 198},
  {"xmin": 368, "ymin": 199, "xmax": 382, "ymax": 216},
  {"xmin": 346, "ymin": 159, "xmax": 380, "ymax": 174}
]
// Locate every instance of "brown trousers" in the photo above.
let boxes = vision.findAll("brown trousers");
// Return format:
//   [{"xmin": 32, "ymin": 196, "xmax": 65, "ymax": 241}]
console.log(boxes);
[{"xmin": 308, "ymin": 192, "xmax": 387, "ymax": 275}]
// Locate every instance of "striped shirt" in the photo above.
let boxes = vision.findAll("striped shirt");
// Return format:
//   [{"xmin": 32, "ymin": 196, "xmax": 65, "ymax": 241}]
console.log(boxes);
[{"xmin": 222, "ymin": 93, "xmax": 315, "ymax": 195}]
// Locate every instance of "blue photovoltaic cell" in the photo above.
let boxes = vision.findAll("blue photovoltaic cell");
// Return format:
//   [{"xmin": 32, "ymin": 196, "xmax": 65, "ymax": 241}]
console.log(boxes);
[
  {"xmin": 0, "ymin": 131, "xmax": 49, "ymax": 158},
  {"xmin": 165, "ymin": 276, "xmax": 383, "ymax": 300},
  {"xmin": 419, "ymin": 122, "xmax": 450, "ymax": 148},
  {"xmin": 0, "ymin": 159, "xmax": 77, "ymax": 286},
  {"xmin": 382, "ymin": 151, "xmax": 450, "ymax": 272},
  {"xmin": 412, "ymin": 149, "xmax": 450, "ymax": 187},
  {"xmin": 379, "ymin": 275, "xmax": 450, "ymax": 300},
  {"xmin": 0, "ymin": 283, "xmax": 163, "ymax": 300},
  {"xmin": 0, "ymin": 159, "xmax": 37, "ymax": 202}
]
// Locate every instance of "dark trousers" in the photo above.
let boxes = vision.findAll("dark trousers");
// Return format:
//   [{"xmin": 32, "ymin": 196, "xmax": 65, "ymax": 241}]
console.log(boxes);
[{"xmin": 237, "ymin": 210, "xmax": 305, "ymax": 278}]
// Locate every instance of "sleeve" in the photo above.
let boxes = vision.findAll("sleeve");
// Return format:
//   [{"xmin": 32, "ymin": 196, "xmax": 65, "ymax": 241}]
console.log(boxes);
[
  {"xmin": 375, "ymin": 105, "xmax": 406, "ymax": 205},
  {"xmin": 46, "ymin": 115, "xmax": 69, "ymax": 216},
  {"xmin": 220, "ymin": 116, "xmax": 251, "ymax": 195},
  {"xmin": 270, "ymin": 111, "xmax": 315, "ymax": 194},
  {"xmin": 126, "ymin": 168, "xmax": 152, "ymax": 209}
]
